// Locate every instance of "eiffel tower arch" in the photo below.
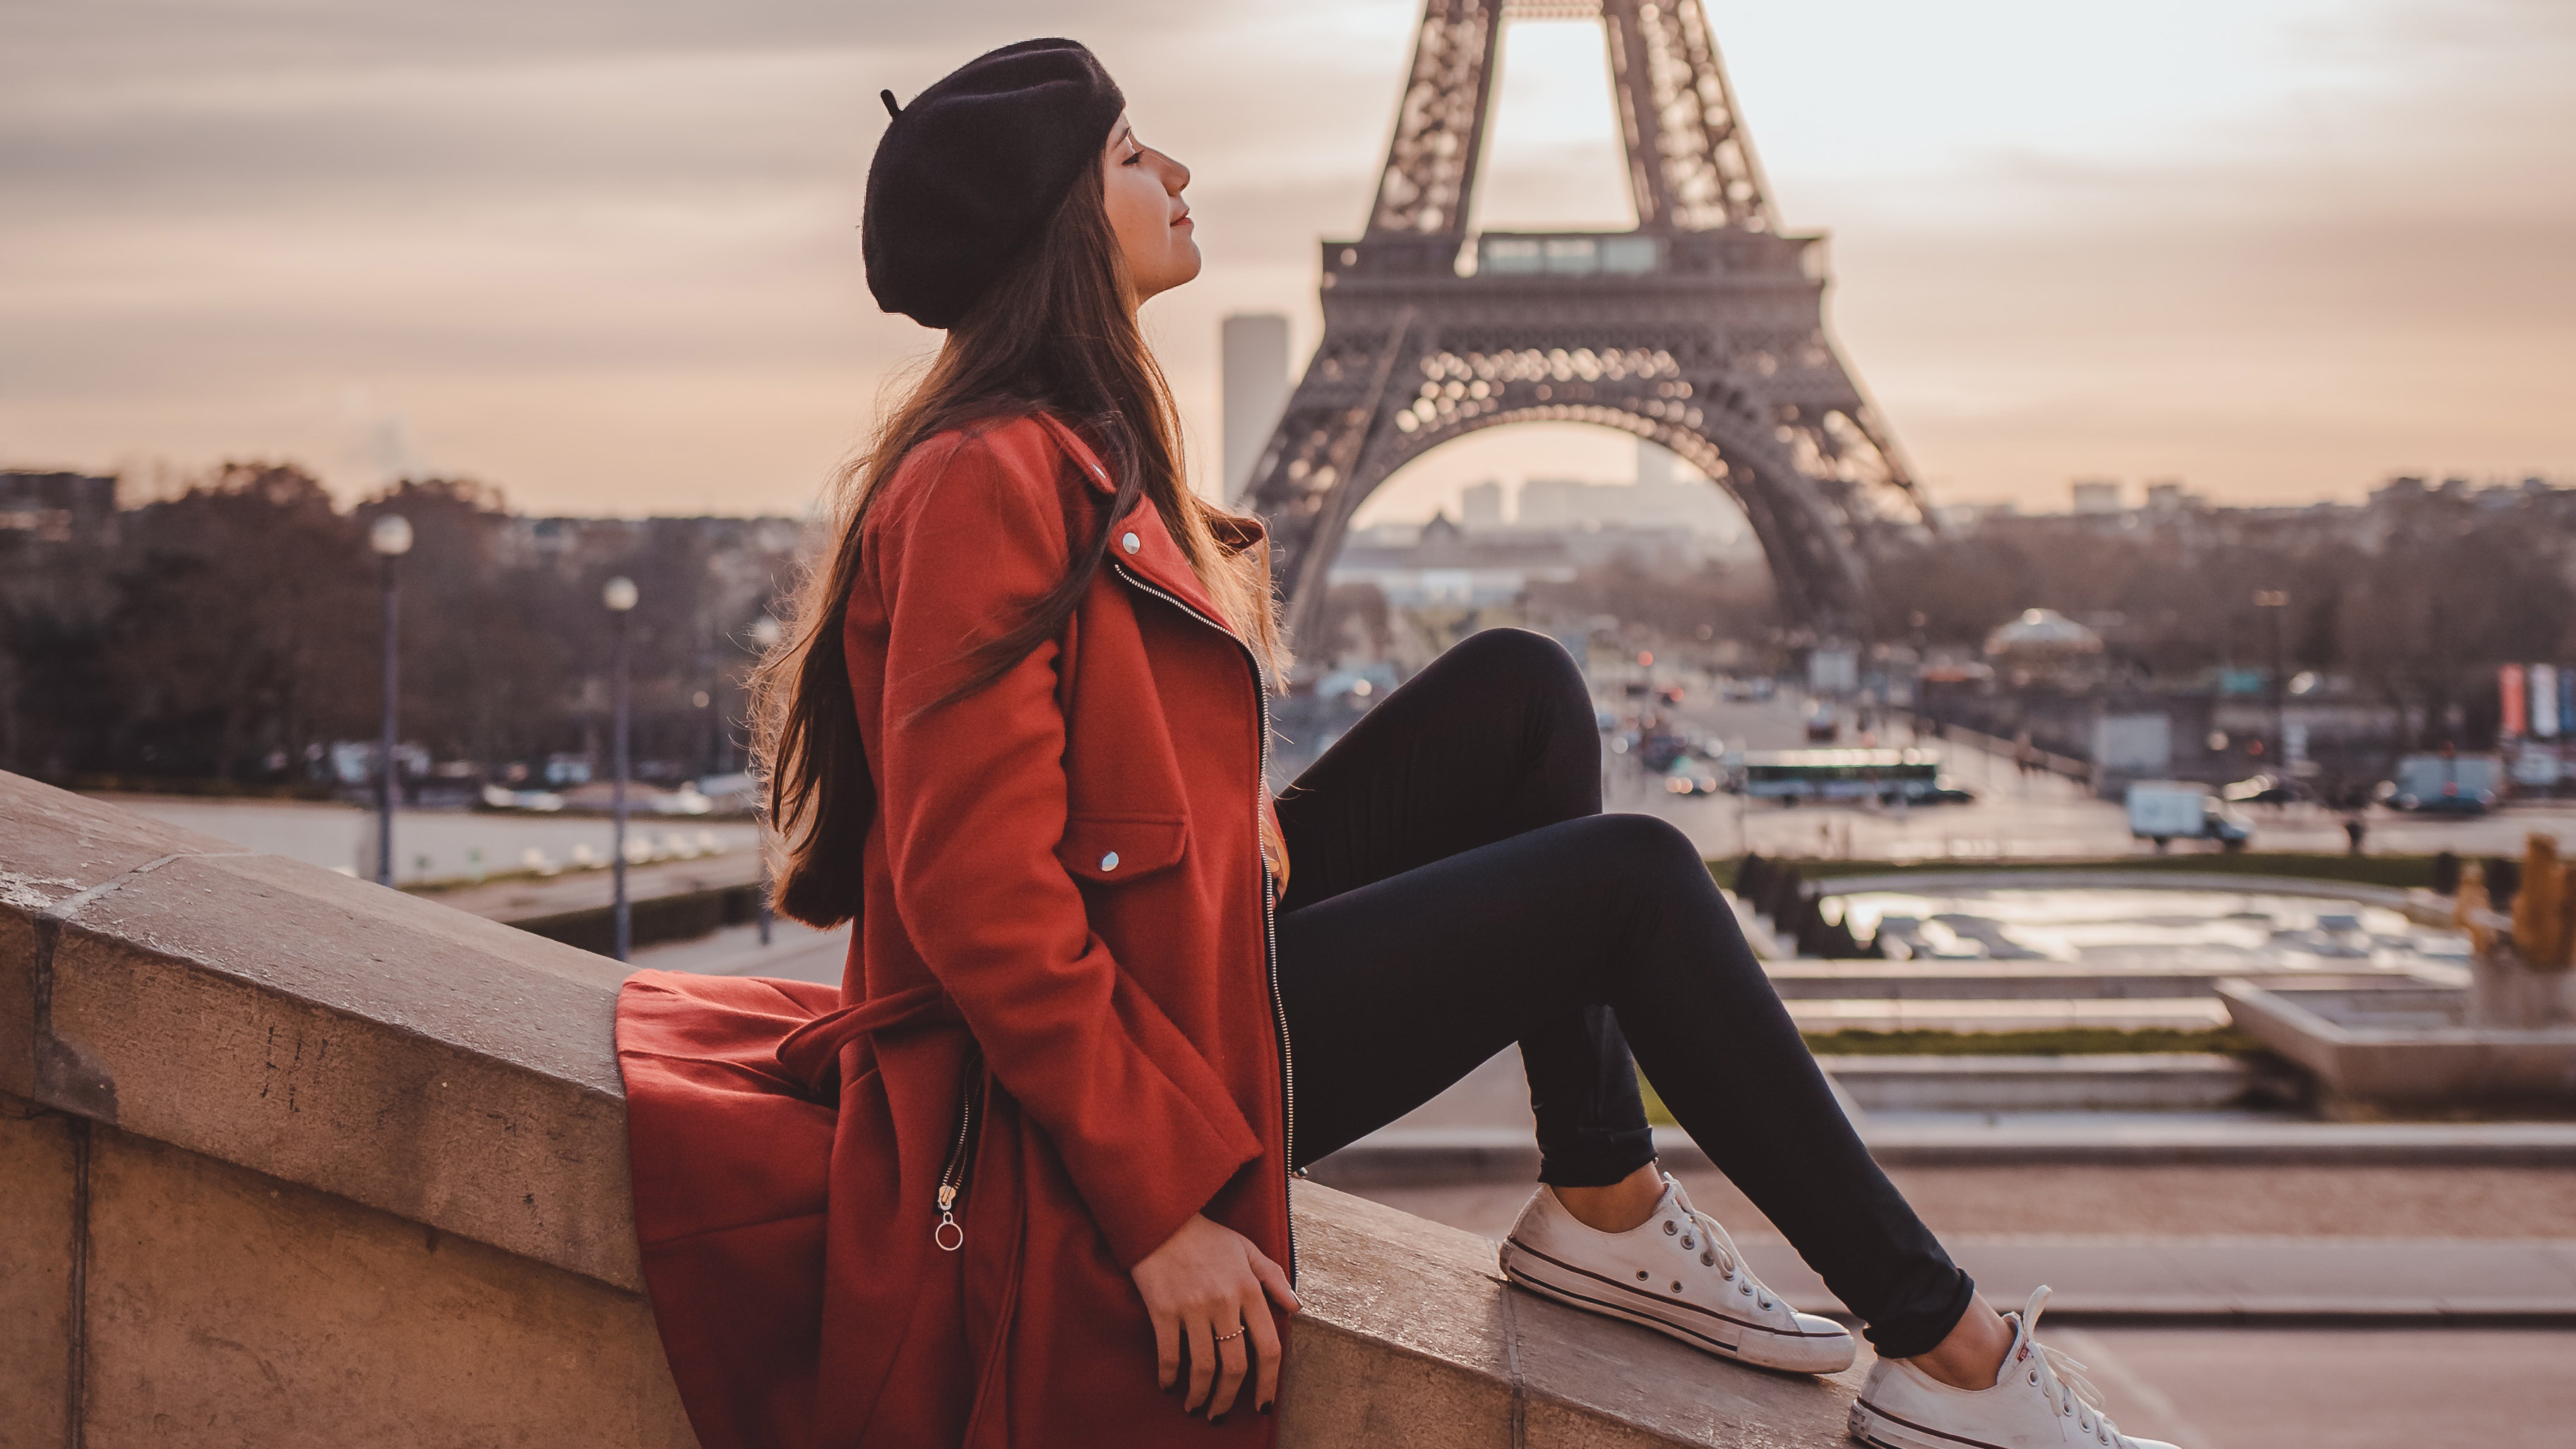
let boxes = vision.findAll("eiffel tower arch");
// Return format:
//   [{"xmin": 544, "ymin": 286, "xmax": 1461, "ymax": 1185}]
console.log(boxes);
[{"xmin": 1240, "ymin": 0, "xmax": 1936, "ymax": 655}]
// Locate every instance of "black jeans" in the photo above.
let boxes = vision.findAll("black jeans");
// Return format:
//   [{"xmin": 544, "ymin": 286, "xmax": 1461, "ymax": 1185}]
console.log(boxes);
[{"xmin": 1272, "ymin": 628, "xmax": 1974, "ymax": 1357}]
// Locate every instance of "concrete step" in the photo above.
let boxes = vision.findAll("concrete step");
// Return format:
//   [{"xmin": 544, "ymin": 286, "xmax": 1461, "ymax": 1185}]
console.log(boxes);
[
  {"xmin": 1308, "ymin": 1121, "xmax": 2576, "ymax": 1188},
  {"xmin": 1739, "ymin": 1234, "xmax": 2576, "ymax": 1325},
  {"xmin": 1818, "ymin": 1053, "xmax": 2284, "ymax": 1113},
  {"xmin": 1767, "ymin": 960, "xmax": 2443, "ymax": 1001},
  {"xmin": 1789, "ymin": 996, "xmax": 2231, "ymax": 1033}
]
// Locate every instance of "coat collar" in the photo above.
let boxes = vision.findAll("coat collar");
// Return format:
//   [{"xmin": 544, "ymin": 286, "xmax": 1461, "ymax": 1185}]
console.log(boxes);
[{"xmin": 1030, "ymin": 413, "xmax": 1263, "ymax": 643}]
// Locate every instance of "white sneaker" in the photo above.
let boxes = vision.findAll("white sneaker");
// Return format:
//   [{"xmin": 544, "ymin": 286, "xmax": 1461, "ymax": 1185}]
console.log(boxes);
[
  {"xmin": 1849, "ymin": 1287, "xmax": 2178, "ymax": 1449},
  {"xmin": 1500, "ymin": 1171, "xmax": 1856, "ymax": 1374}
]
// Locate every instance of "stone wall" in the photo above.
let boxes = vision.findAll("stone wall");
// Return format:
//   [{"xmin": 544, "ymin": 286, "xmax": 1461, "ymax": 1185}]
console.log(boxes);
[{"xmin": 1, "ymin": 771, "xmax": 1859, "ymax": 1446}]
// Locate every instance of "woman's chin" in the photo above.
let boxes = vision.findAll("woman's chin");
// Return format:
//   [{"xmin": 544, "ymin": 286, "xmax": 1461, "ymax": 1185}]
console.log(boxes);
[{"xmin": 1151, "ymin": 246, "xmax": 1205, "ymax": 297}]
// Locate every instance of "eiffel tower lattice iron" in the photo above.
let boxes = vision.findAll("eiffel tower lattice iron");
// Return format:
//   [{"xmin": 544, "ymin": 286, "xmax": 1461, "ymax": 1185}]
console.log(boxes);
[{"xmin": 1240, "ymin": 0, "xmax": 1934, "ymax": 650}]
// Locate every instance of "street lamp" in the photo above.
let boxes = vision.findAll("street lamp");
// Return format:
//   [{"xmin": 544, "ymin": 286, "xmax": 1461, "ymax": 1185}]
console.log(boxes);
[
  {"xmin": 368, "ymin": 513, "xmax": 413, "ymax": 886},
  {"xmin": 2254, "ymin": 589, "xmax": 2290, "ymax": 791},
  {"xmin": 748, "ymin": 614, "xmax": 783, "ymax": 945},
  {"xmin": 604, "ymin": 576, "xmax": 639, "ymax": 960}
]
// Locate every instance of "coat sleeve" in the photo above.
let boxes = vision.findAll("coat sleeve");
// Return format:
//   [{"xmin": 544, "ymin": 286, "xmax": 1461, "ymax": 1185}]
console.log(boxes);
[{"xmin": 864, "ymin": 431, "xmax": 1267, "ymax": 1270}]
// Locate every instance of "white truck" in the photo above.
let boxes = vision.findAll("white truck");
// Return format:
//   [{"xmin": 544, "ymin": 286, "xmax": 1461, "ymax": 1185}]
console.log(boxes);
[{"xmin": 2126, "ymin": 780, "xmax": 2253, "ymax": 850}]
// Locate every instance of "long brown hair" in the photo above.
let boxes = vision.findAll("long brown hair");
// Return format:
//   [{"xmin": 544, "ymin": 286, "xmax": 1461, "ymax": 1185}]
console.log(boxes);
[{"xmin": 751, "ymin": 157, "xmax": 1287, "ymax": 927}]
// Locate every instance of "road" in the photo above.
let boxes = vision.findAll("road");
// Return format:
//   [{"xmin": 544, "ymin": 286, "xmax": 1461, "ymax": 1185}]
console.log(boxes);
[{"xmin": 1620, "ymin": 688, "xmax": 2576, "ymax": 864}]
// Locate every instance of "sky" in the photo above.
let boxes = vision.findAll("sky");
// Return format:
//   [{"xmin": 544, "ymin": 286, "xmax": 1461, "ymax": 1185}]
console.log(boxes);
[{"xmin": 3, "ymin": 0, "xmax": 2570, "ymax": 520}]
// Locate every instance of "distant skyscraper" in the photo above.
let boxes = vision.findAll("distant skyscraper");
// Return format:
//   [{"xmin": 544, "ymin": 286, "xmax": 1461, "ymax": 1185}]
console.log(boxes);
[
  {"xmin": 1460, "ymin": 479, "xmax": 1505, "ymax": 529},
  {"xmin": 1220, "ymin": 314, "xmax": 1291, "ymax": 503},
  {"xmin": 2070, "ymin": 479, "xmax": 2123, "ymax": 514}
]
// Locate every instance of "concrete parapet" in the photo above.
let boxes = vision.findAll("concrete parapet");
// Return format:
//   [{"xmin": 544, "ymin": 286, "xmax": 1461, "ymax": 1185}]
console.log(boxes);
[
  {"xmin": 1, "ymin": 771, "xmax": 1853, "ymax": 1446},
  {"xmin": 2222, "ymin": 979, "xmax": 2576, "ymax": 1111},
  {"xmin": 1818, "ymin": 1053, "xmax": 2284, "ymax": 1113}
]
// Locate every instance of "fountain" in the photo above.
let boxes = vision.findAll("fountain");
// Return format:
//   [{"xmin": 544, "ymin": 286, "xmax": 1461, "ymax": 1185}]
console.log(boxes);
[{"xmin": 2223, "ymin": 834, "xmax": 2576, "ymax": 1112}]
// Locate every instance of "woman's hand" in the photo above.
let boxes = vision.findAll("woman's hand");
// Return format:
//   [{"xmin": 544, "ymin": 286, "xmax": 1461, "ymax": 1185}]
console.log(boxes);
[{"xmin": 1130, "ymin": 1213, "xmax": 1300, "ymax": 1419}]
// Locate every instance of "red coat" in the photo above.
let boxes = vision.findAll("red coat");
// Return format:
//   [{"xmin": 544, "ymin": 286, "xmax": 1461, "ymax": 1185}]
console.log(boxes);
[{"xmin": 616, "ymin": 414, "xmax": 1292, "ymax": 1449}]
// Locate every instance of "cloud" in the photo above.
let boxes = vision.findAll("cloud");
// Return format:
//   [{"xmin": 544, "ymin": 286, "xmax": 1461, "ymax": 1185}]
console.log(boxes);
[{"xmin": 1, "ymin": 0, "xmax": 2569, "ymax": 516}]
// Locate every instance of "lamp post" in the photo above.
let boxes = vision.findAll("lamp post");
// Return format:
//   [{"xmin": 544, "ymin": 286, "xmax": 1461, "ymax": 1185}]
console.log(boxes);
[
  {"xmin": 2255, "ymin": 589, "xmax": 2290, "ymax": 794},
  {"xmin": 368, "ymin": 513, "xmax": 413, "ymax": 886},
  {"xmin": 749, "ymin": 614, "xmax": 783, "ymax": 946},
  {"xmin": 604, "ymin": 576, "xmax": 640, "ymax": 960}
]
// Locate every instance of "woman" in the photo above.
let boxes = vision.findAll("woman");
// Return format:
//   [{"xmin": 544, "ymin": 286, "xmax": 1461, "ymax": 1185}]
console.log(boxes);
[{"xmin": 616, "ymin": 37, "xmax": 2174, "ymax": 1449}]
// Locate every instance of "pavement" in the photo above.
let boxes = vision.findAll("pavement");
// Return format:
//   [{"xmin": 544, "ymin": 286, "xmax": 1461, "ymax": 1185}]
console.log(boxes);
[
  {"xmin": 2050, "ymin": 1325, "xmax": 2576, "ymax": 1449},
  {"xmin": 1628, "ymin": 693, "xmax": 2576, "ymax": 864}
]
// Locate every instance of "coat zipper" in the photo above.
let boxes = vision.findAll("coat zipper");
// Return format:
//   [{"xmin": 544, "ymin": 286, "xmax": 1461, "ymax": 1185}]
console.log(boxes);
[
  {"xmin": 1109, "ymin": 559, "xmax": 1296, "ymax": 1283},
  {"xmin": 934, "ymin": 1048, "xmax": 986, "ymax": 1251}
]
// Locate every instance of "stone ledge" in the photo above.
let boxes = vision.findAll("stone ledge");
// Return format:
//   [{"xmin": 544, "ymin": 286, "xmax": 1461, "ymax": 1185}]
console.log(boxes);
[
  {"xmin": 4, "ymin": 771, "xmax": 641, "ymax": 1289},
  {"xmin": 3, "ymin": 773, "xmax": 1859, "ymax": 1445}
]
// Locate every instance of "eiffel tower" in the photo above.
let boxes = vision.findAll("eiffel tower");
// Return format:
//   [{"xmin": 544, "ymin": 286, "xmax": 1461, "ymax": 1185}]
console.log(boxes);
[{"xmin": 1239, "ymin": 0, "xmax": 1934, "ymax": 651}]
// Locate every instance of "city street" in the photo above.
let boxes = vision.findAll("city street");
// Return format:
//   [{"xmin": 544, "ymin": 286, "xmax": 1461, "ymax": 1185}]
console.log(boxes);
[{"xmin": 1623, "ymin": 686, "xmax": 2576, "ymax": 863}]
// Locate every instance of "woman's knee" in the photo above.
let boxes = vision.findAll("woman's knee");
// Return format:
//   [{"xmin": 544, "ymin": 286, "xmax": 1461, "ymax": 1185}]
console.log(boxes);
[
  {"xmin": 1450, "ymin": 628, "xmax": 1587, "ymax": 709},
  {"xmin": 1575, "ymin": 813, "xmax": 1712, "ymax": 888}
]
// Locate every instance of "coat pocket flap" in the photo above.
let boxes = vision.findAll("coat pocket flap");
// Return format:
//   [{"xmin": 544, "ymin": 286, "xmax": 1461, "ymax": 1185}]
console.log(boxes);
[{"xmin": 1056, "ymin": 815, "xmax": 1188, "ymax": 883}]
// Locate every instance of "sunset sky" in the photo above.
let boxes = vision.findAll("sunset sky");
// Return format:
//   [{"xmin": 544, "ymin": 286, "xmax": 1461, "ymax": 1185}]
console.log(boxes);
[{"xmin": 4, "ymin": 0, "xmax": 2569, "ymax": 521}]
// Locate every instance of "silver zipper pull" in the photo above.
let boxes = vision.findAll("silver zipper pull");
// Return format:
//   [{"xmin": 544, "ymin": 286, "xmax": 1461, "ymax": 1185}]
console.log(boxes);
[{"xmin": 934, "ymin": 1184, "xmax": 963, "ymax": 1251}]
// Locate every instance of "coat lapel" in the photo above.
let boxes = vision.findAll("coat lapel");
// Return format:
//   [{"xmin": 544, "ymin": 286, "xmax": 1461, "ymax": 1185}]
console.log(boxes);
[{"xmin": 1032, "ymin": 413, "xmax": 1255, "ymax": 641}]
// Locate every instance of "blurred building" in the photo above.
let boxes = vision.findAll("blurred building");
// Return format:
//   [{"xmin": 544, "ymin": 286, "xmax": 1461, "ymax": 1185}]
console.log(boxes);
[
  {"xmin": 1942, "ymin": 472, "xmax": 2575, "ymax": 549},
  {"xmin": 1514, "ymin": 474, "xmax": 1743, "ymax": 537},
  {"xmin": 2070, "ymin": 479, "xmax": 2123, "ymax": 514},
  {"xmin": 1328, "ymin": 511, "xmax": 1577, "ymax": 609},
  {"xmin": 1220, "ymin": 313, "xmax": 1291, "ymax": 503},
  {"xmin": 1984, "ymin": 607, "xmax": 2107, "ymax": 690},
  {"xmin": 1459, "ymin": 479, "xmax": 1505, "ymax": 529}
]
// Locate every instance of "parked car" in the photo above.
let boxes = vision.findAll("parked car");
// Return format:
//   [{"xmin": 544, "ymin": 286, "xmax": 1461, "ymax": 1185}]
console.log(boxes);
[
  {"xmin": 1663, "ymin": 756, "xmax": 1724, "ymax": 796},
  {"xmin": 2222, "ymin": 773, "xmax": 2299, "ymax": 807},
  {"xmin": 1637, "ymin": 730, "xmax": 1694, "ymax": 771}
]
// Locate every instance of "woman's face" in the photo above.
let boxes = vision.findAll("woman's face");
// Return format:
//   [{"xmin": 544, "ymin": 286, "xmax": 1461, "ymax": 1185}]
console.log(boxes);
[{"xmin": 1101, "ymin": 114, "xmax": 1198, "ymax": 306}]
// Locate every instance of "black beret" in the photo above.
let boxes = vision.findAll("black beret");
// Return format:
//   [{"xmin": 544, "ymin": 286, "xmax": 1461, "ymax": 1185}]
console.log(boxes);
[{"xmin": 863, "ymin": 38, "xmax": 1127, "ymax": 330}]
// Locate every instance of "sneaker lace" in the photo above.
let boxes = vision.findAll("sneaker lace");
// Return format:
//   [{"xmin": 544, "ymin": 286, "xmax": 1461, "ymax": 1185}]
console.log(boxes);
[
  {"xmin": 1665, "ymin": 1180, "xmax": 1767, "ymax": 1310},
  {"xmin": 2015, "ymin": 1287, "xmax": 2130, "ymax": 1446}
]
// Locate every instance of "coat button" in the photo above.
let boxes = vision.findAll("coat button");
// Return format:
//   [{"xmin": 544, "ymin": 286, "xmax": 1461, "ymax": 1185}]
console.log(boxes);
[
  {"xmin": 1099, "ymin": 851, "xmax": 1120, "ymax": 871},
  {"xmin": 1120, "ymin": 531, "xmax": 1140, "ymax": 554}
]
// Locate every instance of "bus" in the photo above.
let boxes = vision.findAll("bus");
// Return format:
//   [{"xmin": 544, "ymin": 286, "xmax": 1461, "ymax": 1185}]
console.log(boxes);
[{"xmin": 1733, "ymin": 749, "xmax": 1952, "ymax": 804}]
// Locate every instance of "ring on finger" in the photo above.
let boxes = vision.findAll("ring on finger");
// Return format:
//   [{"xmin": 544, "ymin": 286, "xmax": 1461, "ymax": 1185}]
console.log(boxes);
[{"xmin": 1211, "ymin": 1323, "xmax": 1245, "ymax": 1344}]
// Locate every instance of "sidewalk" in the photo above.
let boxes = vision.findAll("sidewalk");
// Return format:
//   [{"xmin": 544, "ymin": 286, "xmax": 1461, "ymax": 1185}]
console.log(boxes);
[{"xmin": 419, "ymin": 852, "xmax": 758, "ymax": 923}]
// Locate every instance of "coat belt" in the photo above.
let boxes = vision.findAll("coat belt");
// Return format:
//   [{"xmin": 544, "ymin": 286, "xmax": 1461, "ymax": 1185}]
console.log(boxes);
[{"xmin": 774, "ymin": 984, "xmax": 965, "ymax": 1096}]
